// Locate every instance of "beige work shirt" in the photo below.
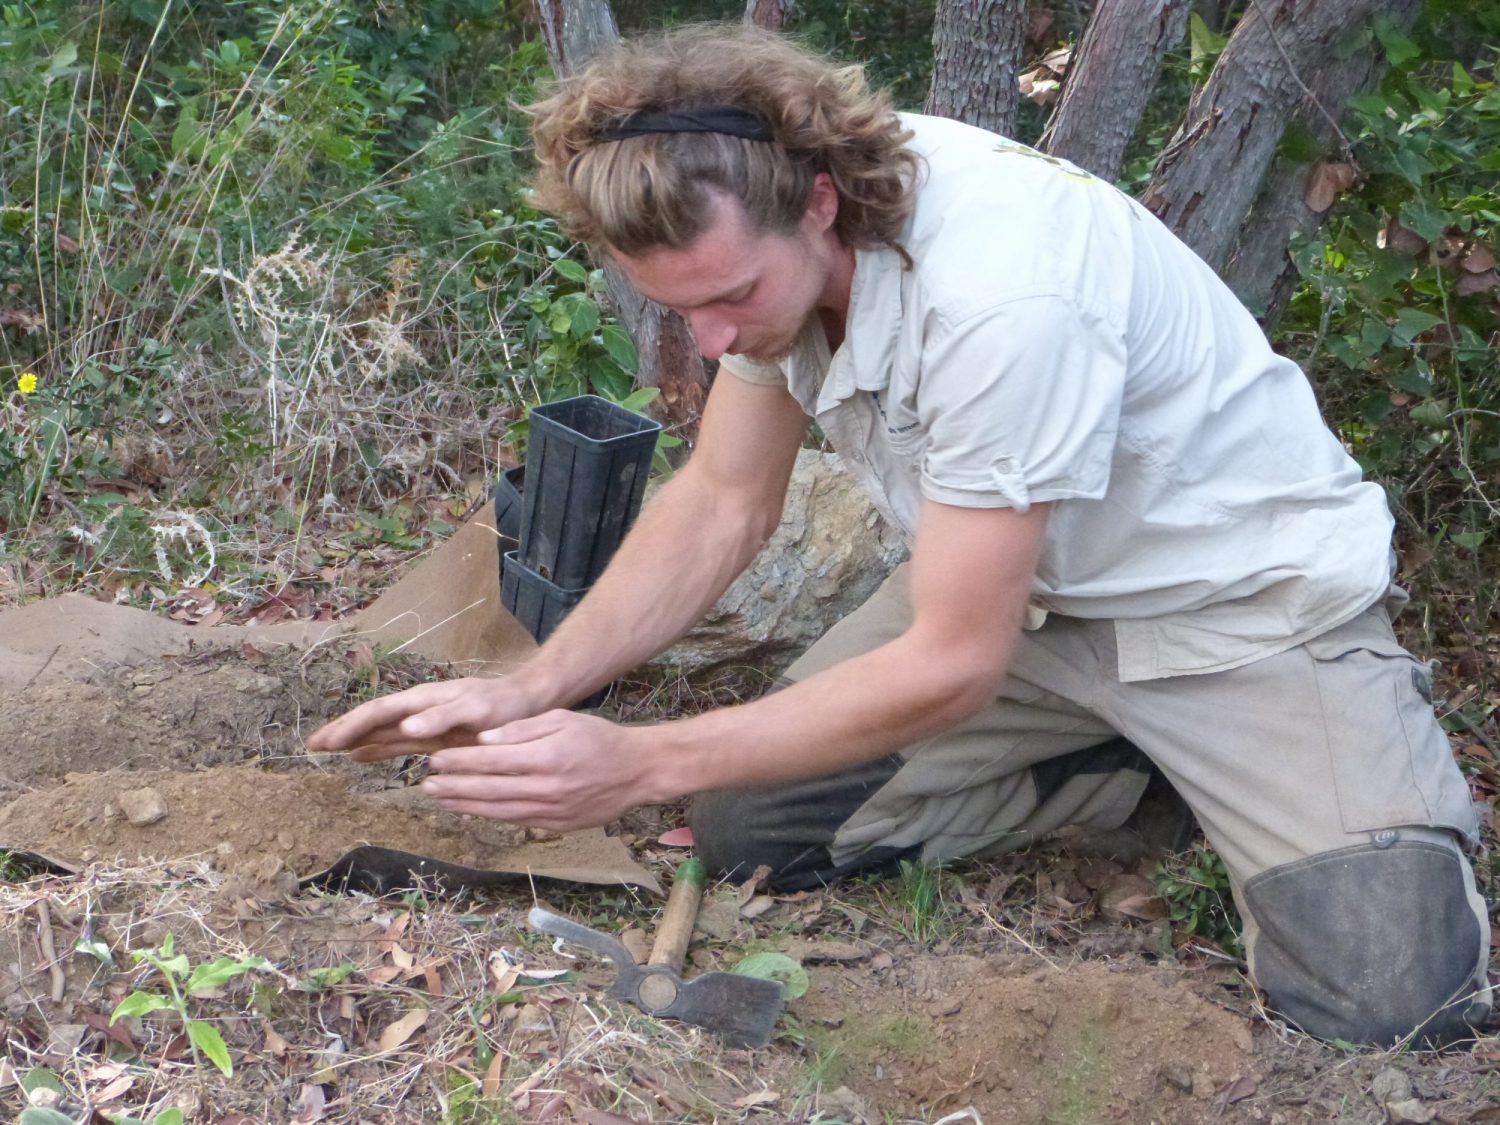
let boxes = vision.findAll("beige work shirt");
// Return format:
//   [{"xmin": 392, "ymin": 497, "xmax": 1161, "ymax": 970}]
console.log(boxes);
[{"xmin": 721, "ymin": 114, "xmax": 1396, "ymax": 683}]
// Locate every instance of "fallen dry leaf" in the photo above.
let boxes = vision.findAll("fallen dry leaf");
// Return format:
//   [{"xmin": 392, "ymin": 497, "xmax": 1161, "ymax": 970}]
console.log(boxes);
[
  {"xmin": 736, "ymin": 863, "xmax": 773, "ymax": 906},
  {"xmin": 390, "ymin": 943, "xmax": 415, "ymax": 970},
  {"xmin": 732, "ymin": 1090, "xmax": 780, "ymax": 1108},
  {"xmin": 1462, "ymin": 242, "xmax": 1496, "ymax": 273},
  {"xmin": 740, "ymin": 895, "xmax": 776, "ymax": 919},
  {"xmin": 376, "ymin": 1009, "xmax": 429, "ymax": 1052},
  {"xmin": 580, "ymin": 1111, "xmax": 645, "ymax": 1125},
  {"xmin": 93, "ymin": 1074, "xmax": 133, "ymax": 1103},
  {"xmin": 481, "ymin": 1049, "xmax": 506, "ymax": 1099},
  {"xmin": 1213, "ymin": 1074, "xmax": 1258, "ymax": 1112},
  {"xmin": 366, "ymin": 964, "xmax": 403, "ymax": 986},
  {"xmin": 1455, "ymin": 269, "xmax": 1498, "ymax": 296},
  {"xmin": 1379, "ymin": 218, "xmax": 1429, "ymax": 256},
  {"xmin": 1304, "ymin": 161, "xmax": 1357, "ymax": 212},
  {"xmin": 263, "ymin": 1022, "xmax": 289, "ymax": 1059},
  {"xmin": 291, "ymin": 1082, "xmax": 327, "ymax": 1124}
]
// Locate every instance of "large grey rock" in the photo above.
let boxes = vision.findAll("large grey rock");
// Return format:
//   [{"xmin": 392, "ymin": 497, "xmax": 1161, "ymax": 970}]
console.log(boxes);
[{"xmin": 657, "ymin": 450, "xmax": 906, "ymax": 674}]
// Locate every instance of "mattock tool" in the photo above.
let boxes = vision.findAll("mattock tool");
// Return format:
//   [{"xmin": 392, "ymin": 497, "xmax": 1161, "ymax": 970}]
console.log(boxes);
[{"xmin": 528, "ymin": 858, "xmax": 784, "ymax": 1047}]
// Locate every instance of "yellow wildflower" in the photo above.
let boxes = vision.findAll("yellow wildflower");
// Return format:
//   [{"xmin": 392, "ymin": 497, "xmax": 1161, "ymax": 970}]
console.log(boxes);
[{"xmin": 17, "ymin": 372, "xmax": 37, "ymax": 395}]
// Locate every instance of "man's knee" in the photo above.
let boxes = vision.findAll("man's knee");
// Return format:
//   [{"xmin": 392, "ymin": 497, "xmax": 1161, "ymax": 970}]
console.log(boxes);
[
  {"xmin": 1243, "ymin": 836, "xmax": 1488, "ymax": 1046},
  {"xmin": 686, "ymin": 753, "xmax": 909, "ymax": 891}
]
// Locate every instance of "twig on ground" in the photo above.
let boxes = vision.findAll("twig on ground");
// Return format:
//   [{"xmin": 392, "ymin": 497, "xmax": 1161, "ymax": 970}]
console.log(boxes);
[{"xmin": 34, "ymin": 900, "xmax": 65, "ymax": 1003}]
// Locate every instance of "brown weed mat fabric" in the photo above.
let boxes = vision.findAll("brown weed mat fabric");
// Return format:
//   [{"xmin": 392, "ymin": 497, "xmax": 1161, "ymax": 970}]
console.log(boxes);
[{"xmin": 0, "ymin": 508, "xmax": 660, "ymax": 896}]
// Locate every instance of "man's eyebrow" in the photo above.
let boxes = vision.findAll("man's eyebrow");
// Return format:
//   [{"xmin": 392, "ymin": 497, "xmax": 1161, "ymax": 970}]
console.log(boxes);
[{"xmin": 675, "ymin": 279, "xmax": 754, "ymax": 310}]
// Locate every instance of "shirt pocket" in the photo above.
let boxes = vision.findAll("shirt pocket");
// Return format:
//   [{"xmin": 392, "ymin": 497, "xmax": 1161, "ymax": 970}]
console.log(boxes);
[{"xmin": 1304, "ymin": 626, "xmax": 1478, "ymax": 842}]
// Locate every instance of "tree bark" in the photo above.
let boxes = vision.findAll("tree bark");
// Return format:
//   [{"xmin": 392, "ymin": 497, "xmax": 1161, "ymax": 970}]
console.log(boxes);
[
  {"xmin": 925, "ymin": 0, "xmax": 1028, "ymax": 137},
  {"xmin": 1222, "ymin": 0, "xmax": 1421, "ymax": 326},
  {"xmin": 744, "ymin": 0, "xmax": 794, "ymax": 31},
  {"xmin": 534, "ymin": 0, "xmax": 708, "ymax": 435},
  {"xmin": 1044, "ymin": 0, "xmax": 1190, "ymax": 182},
  {"xmin": 1141, "ymin": 0, "xmax": 1382, "ymax": 271}
]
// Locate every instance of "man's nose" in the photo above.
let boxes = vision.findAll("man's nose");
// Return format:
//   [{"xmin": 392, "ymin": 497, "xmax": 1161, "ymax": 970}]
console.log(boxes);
[{"xmin": 685, "ymin": 310, "xmax": 736, "ymax": 360}]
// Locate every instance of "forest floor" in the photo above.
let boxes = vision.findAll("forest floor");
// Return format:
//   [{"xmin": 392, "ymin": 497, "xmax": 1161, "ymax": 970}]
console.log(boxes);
[{"xmin": 1, "ymin": 631, "xmax": 1499, "ymax": 1124}]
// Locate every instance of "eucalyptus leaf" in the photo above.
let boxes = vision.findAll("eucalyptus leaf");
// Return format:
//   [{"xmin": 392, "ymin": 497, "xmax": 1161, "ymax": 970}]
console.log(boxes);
[{"xmin": 19, "ymin": 1109, "xmax": 75, "ymax": 1125}]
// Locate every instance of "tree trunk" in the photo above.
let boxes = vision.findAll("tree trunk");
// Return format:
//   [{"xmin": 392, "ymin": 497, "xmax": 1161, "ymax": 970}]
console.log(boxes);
[
  {"xmin": 744, "ymin": 0, "xmax": 794, "ymax": 31},
  {"xmin": 1044, "ymin": 0, "xmax": 1190, "ymax": 181},
  {"xmin": 1222, "ymin": 0, "xmax": 1421, "ymax": 326},
  {"xmin": 534, "ymin": 0, "xmax": 708, "ymax": 435},
  {"xmin": 925, "ymin": 0, "xmax": 1027, "ymax": 137},
  {"xmin": 1141, "ymin": 0, "xmax": 1382, "ymax": 271}
]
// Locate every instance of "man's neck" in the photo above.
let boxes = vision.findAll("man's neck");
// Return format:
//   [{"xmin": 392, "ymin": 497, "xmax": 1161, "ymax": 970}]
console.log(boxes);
[{"xmin": 816, "ymin": 239, "xmax": 857, "ymax": 352}]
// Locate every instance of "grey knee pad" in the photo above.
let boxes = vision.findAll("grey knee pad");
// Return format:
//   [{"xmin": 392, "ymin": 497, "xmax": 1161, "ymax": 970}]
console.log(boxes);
[
  {"xmin": 1243, "ymin": 839, "xmax": 1486, "ymax": 1046},
  {"xmin": 687, "ymin": 753, "xmax": 910, "ymax": 891}
]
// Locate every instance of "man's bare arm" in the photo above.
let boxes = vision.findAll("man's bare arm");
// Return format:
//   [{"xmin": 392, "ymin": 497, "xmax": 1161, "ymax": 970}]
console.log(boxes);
[
  {"xmin": 306, "ymin": 372, "xmax": 807, "ymax": 756},
  {"xmin": 512, "ymin": 373, "xmax": 809, "ymax": 710},
  {"xmin": 420, "ymin": 499, "xmax": 1050, "ymax": 827}
]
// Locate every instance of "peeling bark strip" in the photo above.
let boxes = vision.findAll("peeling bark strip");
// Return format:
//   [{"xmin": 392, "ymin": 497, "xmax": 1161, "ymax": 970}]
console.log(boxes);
[
  {"xmin": 1044, "ymin": 0, "xmax": 1190, "ymax": 182},
  {"xmin": 1223, "ymin": 0, "xmax": 1421, "ymax": 326},
  {"xmin": 533, "ymin": 0, "xmax": 709, "ymax": 435},
  {"xmin": 925, "ymin": 0, "xmax": 1028, "ymax": 138},
  {"xmin": 1142, "ymin": 0, "xmax": 1382, "ymax": 271},
  {"xmin": 744, "ymin": 0, "xmax": 794, "ymax": 31}
]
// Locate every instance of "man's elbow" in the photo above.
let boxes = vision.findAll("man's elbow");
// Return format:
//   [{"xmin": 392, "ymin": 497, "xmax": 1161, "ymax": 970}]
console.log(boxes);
[{"xmin": 916, "ymin": 643, "xmax": 1011, "ymax": 728}]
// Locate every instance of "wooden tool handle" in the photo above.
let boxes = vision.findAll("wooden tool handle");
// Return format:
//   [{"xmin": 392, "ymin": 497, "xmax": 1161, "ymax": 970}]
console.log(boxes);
[{"xmin": 647, "ymin": 858, "xmax": 707, "ymax": 971}]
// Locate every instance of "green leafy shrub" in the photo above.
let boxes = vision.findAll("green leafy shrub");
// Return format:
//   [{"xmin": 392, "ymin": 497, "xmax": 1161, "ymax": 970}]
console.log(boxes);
[
  {"xmin": 1278, "ymin": 7, "xmax": 1499, "ymax": 689},
  {"xmin": 0, "ymin": 1, "xmax": 647, "ymax": 607}
]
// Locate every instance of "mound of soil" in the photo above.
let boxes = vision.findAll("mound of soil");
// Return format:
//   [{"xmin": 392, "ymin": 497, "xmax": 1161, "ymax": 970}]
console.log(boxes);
[
  {"xmin": 795, "ymin": 954, "xmax": 1259, "ymax": 1124},
  {"xmin": 0, "ymin": 652, "xmax": 342, "ymax": 800},
  {"xmin": 0, "ymin": 644, "xmax": 653, "ymax": 893},
  {"xmin": 0, "ymin": 766, "xmax": 542, "ymax": 880}
]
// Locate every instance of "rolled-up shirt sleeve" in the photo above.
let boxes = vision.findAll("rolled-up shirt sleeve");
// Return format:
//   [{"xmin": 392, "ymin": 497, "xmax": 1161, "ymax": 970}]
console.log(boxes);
[
  {"xmin": 914, "ymin": 292, "xmax": 1125, "ymax": 513},
  {"xmin": 719, "ymin": 353, "xmax": 787, "ymax": 386}
]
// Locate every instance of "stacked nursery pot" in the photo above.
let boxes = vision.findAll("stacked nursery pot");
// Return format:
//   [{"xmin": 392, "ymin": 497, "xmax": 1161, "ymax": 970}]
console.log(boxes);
[{"xmin": 496, "ymin": 395, "xmax": 661, "ymax": 648}]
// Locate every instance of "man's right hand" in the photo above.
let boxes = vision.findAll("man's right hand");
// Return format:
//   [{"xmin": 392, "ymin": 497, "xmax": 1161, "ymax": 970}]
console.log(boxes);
[{"xmin": 305, "ymin": 677, "xmax": 537, "ymax": 762}]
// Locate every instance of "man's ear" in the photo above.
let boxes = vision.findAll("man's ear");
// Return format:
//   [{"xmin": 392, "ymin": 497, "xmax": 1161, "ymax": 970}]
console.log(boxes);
[{"xmin": 804, "ymin": 172, "xmax": 840, "ymax": 235}]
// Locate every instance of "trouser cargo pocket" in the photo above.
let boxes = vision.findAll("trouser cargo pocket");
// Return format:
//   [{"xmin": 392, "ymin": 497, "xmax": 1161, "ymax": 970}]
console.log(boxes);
[{"xmin": 1304, "ymin": 625, "xmax": 1477, "ymax": 842}]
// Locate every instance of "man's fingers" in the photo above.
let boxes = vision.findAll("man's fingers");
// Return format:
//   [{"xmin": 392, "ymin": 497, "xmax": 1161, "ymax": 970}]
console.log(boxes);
[
  {"xmin": 348, "ymin": 737, "xmax": 456, "ymax": 763},
  {"xmin": 308, "ymin": 681, "xmax": 469, "ymax": 751},
  {"xmin": 421, "ymin": 771, "xmax": 557, "ymax": 803},
  {"xmin": 398, "ymin": 693, "xmax": 511, "ymax": 740}
]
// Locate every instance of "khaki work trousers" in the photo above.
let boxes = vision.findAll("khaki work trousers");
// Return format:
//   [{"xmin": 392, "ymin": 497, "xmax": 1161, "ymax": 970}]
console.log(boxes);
[{"xmin": 689, "ymin": 566, "xmax": 1491, "ymax": 1046}]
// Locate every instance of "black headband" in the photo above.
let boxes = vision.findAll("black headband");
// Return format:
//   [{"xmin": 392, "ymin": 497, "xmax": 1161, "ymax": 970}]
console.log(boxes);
[{"xmin": 595, "ymin": 105, "xmax": 775, "ymax": 144}]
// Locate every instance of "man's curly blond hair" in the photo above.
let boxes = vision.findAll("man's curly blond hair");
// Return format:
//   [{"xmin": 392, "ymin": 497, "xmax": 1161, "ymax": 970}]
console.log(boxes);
[{"xmin": 528, "ymin": 25, "xmax": 918, "ymax": 257}]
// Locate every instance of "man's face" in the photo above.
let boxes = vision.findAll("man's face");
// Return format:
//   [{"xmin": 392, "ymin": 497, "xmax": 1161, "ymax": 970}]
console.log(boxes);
[{"xmin": 608, "ymin": 184, "xmax": 842, "ymax": 363}]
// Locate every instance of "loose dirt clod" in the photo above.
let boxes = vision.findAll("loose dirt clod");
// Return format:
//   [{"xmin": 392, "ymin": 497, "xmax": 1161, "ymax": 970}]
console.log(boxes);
[{"xmin": 117, "ymin": 787, "xmax": 168, "ymax": 826}]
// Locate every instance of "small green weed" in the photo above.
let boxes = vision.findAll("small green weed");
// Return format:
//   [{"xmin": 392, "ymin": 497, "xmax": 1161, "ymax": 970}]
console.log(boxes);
[
  {"xmin": 110, "ymin": 934, "xmax": 271, "ymax": 1077},
  {"xmin": 1151, "ymin": 845, "xmax": 1244, "ymax": 959},
  {"xmin": 877, "ymin": 859, "xmax": 967, "ymax": 945}
]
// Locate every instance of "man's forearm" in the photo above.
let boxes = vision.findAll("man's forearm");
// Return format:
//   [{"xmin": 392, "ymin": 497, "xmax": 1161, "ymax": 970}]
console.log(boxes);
[
  {"xmin": 624, "ymin": 501, "xmax": 1049, "ymax": 805},
  {"xmin": 513, "ymin": 466, "xmax": 778, "ymax": 708},
  {"xmin": 632, "ymin": 620, "xmax": 1015, "ymax": 802}
]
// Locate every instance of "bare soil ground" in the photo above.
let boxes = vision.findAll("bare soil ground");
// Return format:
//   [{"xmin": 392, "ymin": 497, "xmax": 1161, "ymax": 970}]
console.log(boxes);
[{"xmin": 3, "ymin": 644, "xmax": 1499, "ymax": 1123}]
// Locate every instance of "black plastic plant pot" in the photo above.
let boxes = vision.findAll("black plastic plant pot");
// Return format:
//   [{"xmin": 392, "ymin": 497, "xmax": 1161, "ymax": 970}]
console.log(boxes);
[
  {"xmin": 520, "ymin": 395, "xmax": 661, "ymax": 589},
  {"xmin": 493, "ymin": 464, "xmax": 525, "ymax": 552},
  {"xmin": 501, "ymin": 550, "xmax": 587, "ymax": 646}
]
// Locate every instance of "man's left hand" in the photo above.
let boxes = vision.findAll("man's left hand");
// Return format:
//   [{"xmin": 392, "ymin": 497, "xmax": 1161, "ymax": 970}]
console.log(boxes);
[{"xmin": 420, "ymin": 710, "xmax": 658, "ymax": 833}]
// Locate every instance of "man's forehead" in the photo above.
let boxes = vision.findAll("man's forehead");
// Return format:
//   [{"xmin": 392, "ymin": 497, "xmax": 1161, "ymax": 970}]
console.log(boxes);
[{"xmin": 609, "ymin": 198, "xmax": 769, "ymax": 308}]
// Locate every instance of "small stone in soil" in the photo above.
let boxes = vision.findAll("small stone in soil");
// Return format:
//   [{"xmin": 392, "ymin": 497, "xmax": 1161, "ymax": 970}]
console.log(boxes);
[{"xmin": 118, "ymin": 787, "xmax": 168, "ymax": 826}]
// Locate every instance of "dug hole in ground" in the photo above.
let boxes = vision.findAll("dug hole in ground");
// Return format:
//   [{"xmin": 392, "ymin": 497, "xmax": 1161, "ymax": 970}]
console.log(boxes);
[{"xmin": 1, "ymin": 501, "xmax": 1496, "ymax": 1124}]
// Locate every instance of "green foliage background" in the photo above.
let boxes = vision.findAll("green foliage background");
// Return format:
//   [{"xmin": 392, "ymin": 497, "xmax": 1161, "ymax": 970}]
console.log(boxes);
[{"xmin": 0, "ymin": 0, "xmax": 1496, "ymax": 731}]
